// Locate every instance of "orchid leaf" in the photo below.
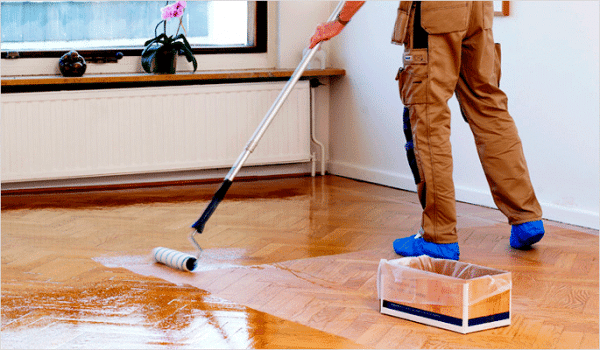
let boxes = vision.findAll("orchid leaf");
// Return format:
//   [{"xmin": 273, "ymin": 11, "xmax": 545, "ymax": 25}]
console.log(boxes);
[
  {"xmin": 176, "ymin": 43, "xmax": 197, "ymax": 72},
  {"xmin": 144, "ymin": 33, "xmax": 168, "ymax": 47},
  {"xmin": 141, "ymin": 49, "xmax": 159, "ymax": 73},
  {"xmin": 174, "ymin": 34, "xmax": 192, "ymax": 49},
  {"xmin": 141, "ymin": 42, "xmax": 165, "ymax": 73}
]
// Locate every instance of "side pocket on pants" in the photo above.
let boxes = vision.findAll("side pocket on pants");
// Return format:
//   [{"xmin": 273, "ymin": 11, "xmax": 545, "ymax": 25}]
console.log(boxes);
[{"xmin": 396, "ymin": 63, "xmax": 428, "ymax": 106}]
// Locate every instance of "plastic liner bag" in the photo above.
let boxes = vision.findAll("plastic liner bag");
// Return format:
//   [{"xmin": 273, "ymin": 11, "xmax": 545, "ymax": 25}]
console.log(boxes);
[{"xmin": 377, "ymin": 255, "xmax": 512, "ymax": 333}]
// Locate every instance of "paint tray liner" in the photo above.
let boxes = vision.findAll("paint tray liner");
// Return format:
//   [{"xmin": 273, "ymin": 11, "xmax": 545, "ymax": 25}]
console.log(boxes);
[{"xmin": 377, "ymin": 255, "xmax": 511, "ymax": 333}]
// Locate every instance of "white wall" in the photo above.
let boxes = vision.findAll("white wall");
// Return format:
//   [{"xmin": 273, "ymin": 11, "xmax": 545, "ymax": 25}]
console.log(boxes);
[
  {"xmin": 277, "ymin": 1, "xmax": 338, "ymax": 174},
  {"xmin": 277, "ymin": 1, "xmax": 333, "ymax": 69},
  {"xmin": 319, "ymin": 1, "xmax": 599, "ymax": 229}
]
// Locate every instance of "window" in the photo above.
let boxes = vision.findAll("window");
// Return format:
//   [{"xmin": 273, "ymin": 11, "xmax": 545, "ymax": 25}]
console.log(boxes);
[{"xmin": 1, "ymin": 1, "xmax": 267, "ymax": 58}]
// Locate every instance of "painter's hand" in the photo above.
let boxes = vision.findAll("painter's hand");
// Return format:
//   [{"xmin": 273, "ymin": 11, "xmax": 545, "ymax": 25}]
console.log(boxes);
[{"xmin": 309, "ymin": 21, "xmax": 345, "ymax": 49}]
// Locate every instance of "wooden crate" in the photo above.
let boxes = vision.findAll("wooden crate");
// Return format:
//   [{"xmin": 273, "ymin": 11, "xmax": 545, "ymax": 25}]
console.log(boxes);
[{"xmin": 378, "ymin": 256, "xmax": 511, "ymax": 334}]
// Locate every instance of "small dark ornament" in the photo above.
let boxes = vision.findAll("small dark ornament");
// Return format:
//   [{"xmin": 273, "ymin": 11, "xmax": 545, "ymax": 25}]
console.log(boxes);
[{"xmin": 59, "ymin": 50, "xmax": 87, "ymax": 77}]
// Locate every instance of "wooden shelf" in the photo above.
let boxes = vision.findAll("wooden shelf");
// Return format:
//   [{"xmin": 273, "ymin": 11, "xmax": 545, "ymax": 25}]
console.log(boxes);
[{"xmin": 1, "ymin": 68, "xmax": 346, "ymax": 89}]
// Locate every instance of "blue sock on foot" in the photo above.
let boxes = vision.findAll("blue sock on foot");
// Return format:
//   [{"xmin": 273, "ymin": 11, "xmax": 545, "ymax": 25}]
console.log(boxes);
[
  {"xmin": 510, "ymin": 220, "xmax": 545, "ymax": 250},
  {"xmin": 393, "ymin": 232, "xmax": 460, "ymax": 260}
]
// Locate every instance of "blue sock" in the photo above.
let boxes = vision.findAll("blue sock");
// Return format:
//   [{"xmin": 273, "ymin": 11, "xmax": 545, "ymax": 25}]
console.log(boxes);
[{"xmin": 510, "ymin": 220, "xmax": 545, "ymax": 250}]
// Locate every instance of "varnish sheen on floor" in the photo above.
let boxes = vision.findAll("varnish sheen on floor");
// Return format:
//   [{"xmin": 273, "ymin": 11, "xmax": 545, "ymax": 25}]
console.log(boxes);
[{"xmin": 1, "ymin": 175, "xmax": 598, "ymax": 349}]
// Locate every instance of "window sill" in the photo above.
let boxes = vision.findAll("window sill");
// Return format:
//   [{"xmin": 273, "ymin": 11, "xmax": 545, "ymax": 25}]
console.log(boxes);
[{"xmin": 1, "ymin": 68, "xmax": 346, "ymax": 93}]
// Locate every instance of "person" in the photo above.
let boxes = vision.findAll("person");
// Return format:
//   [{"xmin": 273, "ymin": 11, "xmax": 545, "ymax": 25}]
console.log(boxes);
[{"xmin": 310, "ymin": 1, "xmax": 545, "ymax": 260}]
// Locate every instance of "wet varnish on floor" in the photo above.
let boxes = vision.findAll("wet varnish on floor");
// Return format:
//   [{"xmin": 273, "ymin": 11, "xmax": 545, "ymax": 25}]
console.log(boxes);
[{"xmin": 2, "ymin": 175, "xmax": 598, "ymax": 348}]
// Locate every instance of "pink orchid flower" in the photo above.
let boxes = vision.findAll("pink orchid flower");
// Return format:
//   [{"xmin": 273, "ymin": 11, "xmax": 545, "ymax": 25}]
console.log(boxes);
[{"xmin": 161, "ymin": 1, "xmax": 187, "ymax": 20}]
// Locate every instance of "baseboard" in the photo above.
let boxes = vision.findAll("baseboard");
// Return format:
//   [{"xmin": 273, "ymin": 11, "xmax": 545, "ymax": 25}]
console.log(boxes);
[
  {"xmin": 328, "ymin": 160, "xmax": 418, "ymax": 192},
  {"xmin": 539, "ymin": 203, "xmax": 599, "ymax": 231},
  {"xmin": 328, "ymin": 160, "xmax": 599, "ymax": 230}
]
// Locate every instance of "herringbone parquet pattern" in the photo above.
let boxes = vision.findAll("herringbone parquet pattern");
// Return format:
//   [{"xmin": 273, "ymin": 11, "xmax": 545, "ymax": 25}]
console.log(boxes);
[{"xmin": 2, "ymin": 175, "xmax": 598, "ymax": 348}]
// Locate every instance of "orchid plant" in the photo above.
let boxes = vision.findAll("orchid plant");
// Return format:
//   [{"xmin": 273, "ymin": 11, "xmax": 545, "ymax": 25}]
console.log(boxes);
[{"xmin": 142, "ymin": 1, "xmax": 198, "ymax": 73}]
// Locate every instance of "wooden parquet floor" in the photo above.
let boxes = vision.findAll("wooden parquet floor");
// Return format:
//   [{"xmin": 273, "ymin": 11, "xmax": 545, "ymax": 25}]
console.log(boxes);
[{"xmin": 1, "ymin": 175, "xmax": 598, "ymax": 348}]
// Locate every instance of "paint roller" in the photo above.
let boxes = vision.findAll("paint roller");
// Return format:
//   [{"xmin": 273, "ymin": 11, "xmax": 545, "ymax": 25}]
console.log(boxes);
[
  {"xmin": 153, "ymin": 1, "xmax": 347, "ymax": 272},
  {"xmin": 153, "ymin": 247, "xmax": 197, "ymax": 272}
]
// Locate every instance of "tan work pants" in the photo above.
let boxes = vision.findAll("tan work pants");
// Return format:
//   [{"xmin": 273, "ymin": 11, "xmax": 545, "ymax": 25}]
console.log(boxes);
[{"xmin": 396, "ymin": 1, "xmax": 542, "ymax": 244}]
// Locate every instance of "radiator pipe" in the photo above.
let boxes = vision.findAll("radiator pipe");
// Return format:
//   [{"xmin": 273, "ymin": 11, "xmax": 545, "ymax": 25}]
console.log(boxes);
[{"xmin": 310, "ymin": 79, "xmax": 326, "ymax": 176}]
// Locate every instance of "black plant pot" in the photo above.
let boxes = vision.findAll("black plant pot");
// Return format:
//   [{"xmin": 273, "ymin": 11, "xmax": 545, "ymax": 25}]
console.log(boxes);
[{"xmin": 153, "ymin": 48, "xmax": 178, "ymax": 74}]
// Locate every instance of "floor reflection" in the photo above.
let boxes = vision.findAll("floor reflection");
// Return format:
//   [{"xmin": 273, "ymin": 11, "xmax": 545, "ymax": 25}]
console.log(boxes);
[
  {"xmin": 1, "ymin": 271, "xmax": 361, "ymax": 349},
  {"xmin": 1, "ymin": 278, "xmax": 255, "ymax": 348}
]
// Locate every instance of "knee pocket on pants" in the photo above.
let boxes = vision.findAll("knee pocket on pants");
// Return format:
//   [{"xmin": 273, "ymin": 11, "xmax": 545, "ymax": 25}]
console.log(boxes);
[{"xmin": 397, "ymin": 64, "xmax": 429, "ymax": 105}]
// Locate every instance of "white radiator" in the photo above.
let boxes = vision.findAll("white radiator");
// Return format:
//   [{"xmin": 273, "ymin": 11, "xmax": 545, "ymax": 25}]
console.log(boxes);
[{"xmin": 1, "ymin": 81, "xmax": 311, "ymax": 182}]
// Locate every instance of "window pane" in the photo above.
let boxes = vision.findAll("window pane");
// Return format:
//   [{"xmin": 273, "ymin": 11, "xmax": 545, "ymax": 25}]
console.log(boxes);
[{"xmin": 1, "ymin": 1, "xmax": 255, "ymax": 52}]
